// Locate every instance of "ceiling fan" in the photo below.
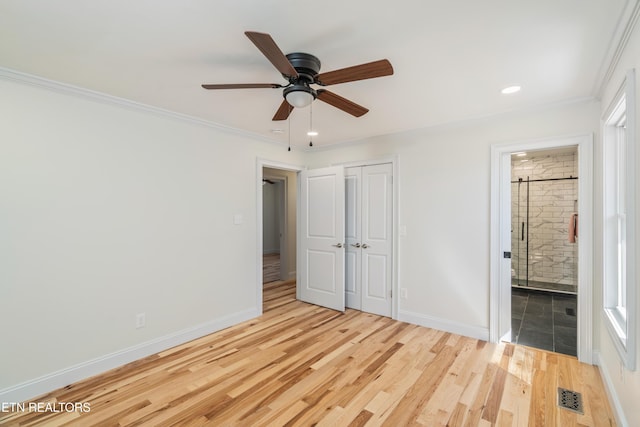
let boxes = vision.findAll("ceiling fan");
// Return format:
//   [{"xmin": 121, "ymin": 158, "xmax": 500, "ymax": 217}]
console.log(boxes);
[{"xmin": 201, "ymin": 31, "xmax": 394, "ymax": 121}]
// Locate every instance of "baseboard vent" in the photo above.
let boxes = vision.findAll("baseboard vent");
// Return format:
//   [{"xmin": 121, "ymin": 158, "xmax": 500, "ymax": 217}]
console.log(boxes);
[{"xmin": 558, "ymin": 387, "xmax": 583, "ymax": 414}]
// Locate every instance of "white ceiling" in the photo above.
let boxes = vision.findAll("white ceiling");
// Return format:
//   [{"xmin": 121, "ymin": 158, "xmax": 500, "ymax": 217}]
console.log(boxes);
[{"xmin": 0, "ymin": 0, "xmax": 629, "ymax": 148}]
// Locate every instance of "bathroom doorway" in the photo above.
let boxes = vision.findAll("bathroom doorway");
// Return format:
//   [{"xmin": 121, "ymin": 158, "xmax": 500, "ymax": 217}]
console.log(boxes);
[
  {"xmin": 490, "ymin": 134, "xmax": 593, "ymax": 362},
  {"xmin": 509, "ymin": 147, "xmax": 578, "ymax": 356}
]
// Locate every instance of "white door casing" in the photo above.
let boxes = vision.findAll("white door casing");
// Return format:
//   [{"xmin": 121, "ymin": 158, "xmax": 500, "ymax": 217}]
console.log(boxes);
[
  {"xmin": 298, "ymin": 166, "xmax": 346, "ymax": 312},
  {"xmin": 276, "ymin": 179, "xmax": 286, "ymax": 281},
  {"xmin": 498, "ymin": 153, "xmax": 512, "ymax": 342}
]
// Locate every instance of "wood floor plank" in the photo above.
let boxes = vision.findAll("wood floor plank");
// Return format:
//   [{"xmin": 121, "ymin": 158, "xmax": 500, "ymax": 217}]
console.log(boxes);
[
  {"xmin": 0, "ymin": 280, "xmax": 617, "ymax": 426},
  {"xmin": 481, "ymin": 363, "xmax": 508, "ymax": 424},
  {"xmin": 499, "ymin": 367, "xmax": 531, "ymax": 425}
]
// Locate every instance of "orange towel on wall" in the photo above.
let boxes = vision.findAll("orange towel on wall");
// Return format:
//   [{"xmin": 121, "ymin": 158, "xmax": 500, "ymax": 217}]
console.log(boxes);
[{"xmin": 569, "ymin": 213, "xmax": 578, "ymax": 243}]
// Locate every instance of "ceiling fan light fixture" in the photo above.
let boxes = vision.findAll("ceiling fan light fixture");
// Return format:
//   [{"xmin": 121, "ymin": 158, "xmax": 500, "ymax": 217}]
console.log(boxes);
[{"xmin": 284, "ymin": 85, "xmax": 316, "ymax": 108}]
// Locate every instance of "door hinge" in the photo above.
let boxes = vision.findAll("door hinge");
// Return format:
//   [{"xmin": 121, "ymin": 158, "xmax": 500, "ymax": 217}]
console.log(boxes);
[{"xmin": 390, "ymin": 289, "xmax": 393, "ymax": 298}]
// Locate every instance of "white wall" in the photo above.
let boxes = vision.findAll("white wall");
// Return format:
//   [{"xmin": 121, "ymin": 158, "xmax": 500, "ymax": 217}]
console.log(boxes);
[
  {"xmin": 307, "ymin": 101, "xmax": 600, "ymax": 339},
  {"xmin": 0, "ymin": 77, "xmax": 305, "ymax": 398},
  {"xmin": 262, "ymin": 182, "xmax": 280, "ymax": 254},
  {"xmin": 595, "ymin": 15, "xmax": 640, "ymax": 427}
]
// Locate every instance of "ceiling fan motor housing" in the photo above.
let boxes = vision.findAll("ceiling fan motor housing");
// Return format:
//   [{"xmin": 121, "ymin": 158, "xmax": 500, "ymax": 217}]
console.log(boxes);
[{"xmin": 285, "ymin": 52, "xmax": 321, "ymax": 83}]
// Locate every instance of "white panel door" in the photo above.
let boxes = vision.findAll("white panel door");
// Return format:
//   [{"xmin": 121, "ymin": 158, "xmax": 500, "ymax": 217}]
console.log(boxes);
[
  {"xmin": 345, "ymin": 167, "xmax": 362, "ymax": 310},
  {"xmin": 299, "ymin": 166, "xmax": 345, "ymax": 312},
  {"xmin": 361, "ymin": 163, "xmax": 393, "ymax": 317}
]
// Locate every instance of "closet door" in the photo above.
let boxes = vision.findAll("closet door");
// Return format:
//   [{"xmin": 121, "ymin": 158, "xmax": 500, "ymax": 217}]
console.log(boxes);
[
  {"xmin": 345, "ymin": 167, "xmax": 362, "ymax": 310},
  {"xmin": 361, "ymin": 163, "xmax": 393, "ymax": 317},
  {"xmin": 344, "ymin": 163, "xmax": 393, "ymax": 317}
]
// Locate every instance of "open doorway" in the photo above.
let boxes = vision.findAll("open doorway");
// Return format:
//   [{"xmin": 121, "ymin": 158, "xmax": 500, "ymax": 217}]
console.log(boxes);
[
  {"xmin": 509, "ymin": 147, "xmax": 578, "ymax": 356},
  {"xmin": 490, "ymin": 134, "xmax": 593, "ymax": 363},
  {"xmin": 262, "ymin": 167, "xmax": 297, "ymax": 285}
]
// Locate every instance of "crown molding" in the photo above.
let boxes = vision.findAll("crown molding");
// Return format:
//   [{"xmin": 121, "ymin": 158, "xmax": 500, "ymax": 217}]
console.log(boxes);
[
  {"xmin": 593, "ymin": 0, "xmax": 640, "ymax": 99},
  {"xmin": 311, "ymin": 95, "xmax": 598, "ymax": 152},
  {"xmin": 0, "ymin": 66, "xmax": 282, "ymax": 146}
]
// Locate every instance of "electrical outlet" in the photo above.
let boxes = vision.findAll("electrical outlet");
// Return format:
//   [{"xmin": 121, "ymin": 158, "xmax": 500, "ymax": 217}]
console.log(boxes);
[
  {"xmin": 135, "ymin": 313, "xmax": 146, "ymax": 329},
  {"xmin": 401, "ymin": 288, "xmax": 408, "ymax": 299}
]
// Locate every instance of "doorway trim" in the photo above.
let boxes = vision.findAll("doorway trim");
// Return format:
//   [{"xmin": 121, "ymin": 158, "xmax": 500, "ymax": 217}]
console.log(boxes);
[
  {"xmin": 489, "ymin": 134, "xmax": 593, "ymax": 363},
  {"xmin": 256, "ymin": 158, "xmax": 304, "ymax": 316}
]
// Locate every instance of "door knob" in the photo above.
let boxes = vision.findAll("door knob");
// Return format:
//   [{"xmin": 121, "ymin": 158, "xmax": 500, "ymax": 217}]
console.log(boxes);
[
  {"xmin": 351, "ymin": 243, "xmax": 361, "ymax": 248},
  {"xmin": 362, "ymin": 244, "xmax": 369, "ymax": 249},
  {"xmin": 333, "ymin": 243, "xmax": 344, "ymax": 248}
]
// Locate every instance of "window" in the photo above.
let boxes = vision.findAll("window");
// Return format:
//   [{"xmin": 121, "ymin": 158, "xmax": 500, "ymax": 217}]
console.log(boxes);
[{"xmin": 603, "ymin": 69, "xmax": 636, "ymax": 370}]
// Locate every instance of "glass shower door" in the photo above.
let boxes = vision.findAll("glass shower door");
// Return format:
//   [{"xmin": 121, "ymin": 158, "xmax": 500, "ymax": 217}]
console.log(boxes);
[
  {"xmin": 511, "ymin": 179, "xmax": 528, "ymax": 286},
  {"xmin": 511, "ymin": 175, "xmax": 578, "ymax": 292}
]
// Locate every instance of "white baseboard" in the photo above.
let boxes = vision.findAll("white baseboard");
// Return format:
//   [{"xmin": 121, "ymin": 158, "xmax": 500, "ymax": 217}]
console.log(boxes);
[
  {"xmin": 398, "ymin": 309, "xmax": 489, "ymax": 341},
  {"xmin": 592, "ymin": 351, "xmax": 628, "ymax": 427},
  {"xmin": 0, "ymin": 308, "xmax": 259, "ymax": 403}
]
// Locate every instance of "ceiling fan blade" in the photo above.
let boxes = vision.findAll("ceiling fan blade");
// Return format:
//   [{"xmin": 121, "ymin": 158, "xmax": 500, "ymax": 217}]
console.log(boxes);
[
  {"xmin": 245, "ymin": 31, "xmax": 299, "ymax": 78},
  {"xmin": 201, "ymin": 83, "xmax": 283, "ymax": 90},
  {"xmin": 316, "ymin": 90, "xmax": 369, "ymax": 117},
  {"xmin": 315, "ymin": 59, "xmax": 393, "ymax": 86},
  {"xmin": 272, "ymin": 99, "xmax": 294, "ymax": 121}
]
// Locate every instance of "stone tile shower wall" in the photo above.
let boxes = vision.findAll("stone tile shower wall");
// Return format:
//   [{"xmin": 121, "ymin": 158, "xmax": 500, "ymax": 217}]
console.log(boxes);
[{"xmin": 511, "ymin": 150, "xmax": 578, "ymax": 292}]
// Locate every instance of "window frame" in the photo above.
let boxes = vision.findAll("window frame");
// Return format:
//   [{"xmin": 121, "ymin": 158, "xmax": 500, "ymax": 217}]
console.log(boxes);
[{"xmin": 602, "ymin": 69, "xmax": 637, "ymax": 371}]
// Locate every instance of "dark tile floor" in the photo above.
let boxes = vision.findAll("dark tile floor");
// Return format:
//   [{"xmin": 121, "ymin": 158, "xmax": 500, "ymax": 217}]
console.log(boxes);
[{"xmin": 512, "ymin": 287, "xmax": 577, "ymax": 356}]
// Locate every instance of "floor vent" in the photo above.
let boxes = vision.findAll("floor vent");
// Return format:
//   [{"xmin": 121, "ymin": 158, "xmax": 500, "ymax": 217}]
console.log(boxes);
[
  {"xmin": 565, "ymin": 307, "xmax": 576, "ymax": 316},
  {"xmin": 558, "ymin": 387, "xmax": 583, "ymax": 414}
]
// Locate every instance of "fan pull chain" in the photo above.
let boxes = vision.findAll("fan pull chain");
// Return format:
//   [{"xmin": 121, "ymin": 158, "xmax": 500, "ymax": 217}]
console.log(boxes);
[
  {"xmin": 309, "ymin": 102, "xmax": 313, "ymax": 147},
  {"xmin": 287, "ymin": 114, "xmax": 291, "ymax": 152}
]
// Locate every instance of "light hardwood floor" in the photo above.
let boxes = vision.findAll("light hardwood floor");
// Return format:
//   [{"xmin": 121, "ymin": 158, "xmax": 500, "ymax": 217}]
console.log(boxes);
[
  {"xmin": 263, "ymin": 253, "xmax": 281, "ymax": 284},
  {"xmin": 1, "ymin": 281, "xmax": 616, "ymax": 426}
]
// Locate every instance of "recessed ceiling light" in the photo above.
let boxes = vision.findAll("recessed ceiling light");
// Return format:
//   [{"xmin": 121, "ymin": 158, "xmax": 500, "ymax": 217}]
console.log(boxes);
[
  {"xmin": 307, "ymin": 131, "xmax": 318, "ymax": 136},
  {"xmin": 501, "ymin": 86, "xmax": 521, "ymax": 94}
]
